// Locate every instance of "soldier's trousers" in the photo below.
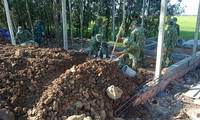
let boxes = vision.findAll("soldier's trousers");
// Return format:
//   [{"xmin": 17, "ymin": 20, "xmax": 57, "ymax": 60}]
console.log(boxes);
[
  {"xmin": 162, "ymin": 47, "xmax": 174, "ymax": 67},
  {"xmin": 102, "ymin": 42, "xmax": 108, "ymax": 54},
  {"xmin": 119, "ymin": 53, "xmax": 138, "ymax": 71}
]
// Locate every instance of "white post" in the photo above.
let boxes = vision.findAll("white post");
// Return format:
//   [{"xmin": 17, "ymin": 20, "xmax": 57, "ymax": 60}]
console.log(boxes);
[
  {"xmin": 3, "ymin": 0, "xmax": 15, "ymax": 45},
  {"xmin": 68, "ymin": 0, "xmax": 73, "ymax": 45},
  {"xmin": 154, "ymin": 0, "xmax": 168, "ymax": 80},
  {"xmin": 62, "ymin": 0, "xmax": 68, "ymax": 50},
  {"xmin": 111, "ymin": 0, "xmax": 115, "ymax": 41},
  {"xmin": 141, "ymin": 0, "xmax": 145, "ymax": 27},
  {"xmin": 192, "ymin": 0, "xmax": 200, "ymax": 56}
]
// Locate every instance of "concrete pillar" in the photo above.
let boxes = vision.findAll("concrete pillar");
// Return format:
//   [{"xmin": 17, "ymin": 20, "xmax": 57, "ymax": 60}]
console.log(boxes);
[
  {"xmin": 154, "ymin": 0, "xmax": 168, "ymax": 80},
  {"xmin": 192, "ymin": 0, "xmax": 200, "ymax": 56},
  {"xmin": 3, "ymin": 0, "xmax": 15, "ymax": 45},
  {"xmin": 62, "ymin": 0, "xmax": 68, "ymax": 50}
]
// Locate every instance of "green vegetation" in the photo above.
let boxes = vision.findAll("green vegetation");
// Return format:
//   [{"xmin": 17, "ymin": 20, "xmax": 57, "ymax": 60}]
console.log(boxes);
[{"xmin": 175, "ymin": 16, "xmax": 200, "ymax": 39}]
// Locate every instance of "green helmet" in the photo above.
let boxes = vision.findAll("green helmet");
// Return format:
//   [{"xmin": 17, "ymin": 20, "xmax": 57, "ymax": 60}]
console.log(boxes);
[{"xmin": 131, "ymin": 20, "xmax": 138, "ymax": 26}]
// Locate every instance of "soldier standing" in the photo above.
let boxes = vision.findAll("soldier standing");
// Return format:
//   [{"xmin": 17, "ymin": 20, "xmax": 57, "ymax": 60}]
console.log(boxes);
[
  {"xmin": 112, "ymin": 37, "xmax": 140, "ymax": 71},
  {"xmin": 33, "ymin": 20, "xmax": 45, "ymax": 46},
  {"xmin": 130, "ymin": 20, "xmax": 146, "ymax": 67},
  {"xmin": 162, "ymin": 19, "xmax": 178, "ymax": 67},
  {"xmin": 173, "ymin": 17, "xmax": 180, "ymax": 37},
  {"xmin": 99, "ymin": 19, "xmax": 110, "ymax": 58},
  {"xmin": 91, "ymin": 19, "xmax": 100, "ymax": 37}
]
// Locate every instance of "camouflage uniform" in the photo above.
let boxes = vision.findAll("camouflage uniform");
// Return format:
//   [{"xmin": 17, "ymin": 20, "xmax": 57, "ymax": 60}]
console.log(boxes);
[
  {"xmin": 130, "ymin": 20, "xmax": 146, "ymax": 66},
  {"xmin": 89, "ymin": 34, "xmax": 102, "ymax": 58},
  {"xmin": 99, "ymin": 19, "xmax": 109, "ymax": 58},
  {"xmin": 173, "ymin": 17, "xmax": 180, "ymax": 36},
  {"xmin": 162, "ymin": 19, "xmax": 178, "ymax": 67},
  {"xmin": 91, "ymin": 20, "xmax": 100, "ymax": 37},
  {"xmin": 119, "ymin": 37, "xmax": 140, "ymax": 71},
  {"xmin": 15, "ymin": 26, "xmax": 32, "ymax": 44},
  {"xmin": 34, "ymin": 20, "xmax": 45, "ymax": 46}
]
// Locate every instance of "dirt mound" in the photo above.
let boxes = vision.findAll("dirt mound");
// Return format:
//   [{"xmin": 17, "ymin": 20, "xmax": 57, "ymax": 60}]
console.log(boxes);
[
  {"xmin": 0, "ymin": 45, "xmax": 87, "ymax": 118},
  {"xmin": 27, "ymin": 59, "xmax": 146, "ymax": 119}
]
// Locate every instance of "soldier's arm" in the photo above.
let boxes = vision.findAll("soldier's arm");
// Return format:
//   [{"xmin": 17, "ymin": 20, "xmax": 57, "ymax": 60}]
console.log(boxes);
[{"xmin": 177, "ymin": 24, "xmax": 180, "ymax": 36}]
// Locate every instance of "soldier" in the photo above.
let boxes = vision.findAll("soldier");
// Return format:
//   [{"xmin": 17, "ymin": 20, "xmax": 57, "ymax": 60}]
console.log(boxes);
[
  {"xmin": 99, "ymin": 19, "xmax": 110, "ymax": 58},
  {"xmin": 130, "ymin": 20, "xmax": 146, "ymax": 67},
  {"xmin": 91, "ymin": 19, "xmax": 100, "ymax": 37},
  {"xmin": 33, "ymin": 20, "xmax": 45, "ymax": 46},
  {"xmin": 15, "ymin": 26, "xmax": 32, "ymax": 44},
  {"xmin": 89, "ymin": 34, "xmax": 102, "ymax": 58},
  {"xmin": 162, "ymin": 19, "xmax": 178, "ymax": 67},
  {"xmin": 112, "ymin": 37, "xmax": 140, "ymax": 71},
  {"xmin": 173, "ymin": 17, "xmax": 180, "ymax": 37}
]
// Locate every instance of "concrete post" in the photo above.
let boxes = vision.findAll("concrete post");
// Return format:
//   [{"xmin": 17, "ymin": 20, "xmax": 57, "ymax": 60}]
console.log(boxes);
[
  {"xmin": 3, "ymin": 0, "xmax": 15, "ymax": 45},
  {"xmin": 62, "ymin": 0, "xmax": 68, "ymax": 50},
  {"xmin": 111, "ymin": 0, "xmax": 115, "ymax": 41},
  {"xmin": 192, "ymin": 0, "xmax": 200, "ymax": 56},
  {"xmin": 154, "ymin": 0, "xmax": 168, "ymax": 80}
]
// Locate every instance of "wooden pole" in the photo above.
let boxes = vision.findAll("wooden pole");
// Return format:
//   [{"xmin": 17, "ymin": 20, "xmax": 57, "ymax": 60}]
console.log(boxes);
[
  {"xmin": 111, "ymin": 0, "xmax": 115, "ymax": 41},
  {"xmin": 3, "ymin": 0, "xmax": 15, "ymax": 45},
  {"xmin": 110, "ymin": 0, "xmax": 126, "ymax": 60},
  {"xmin": 62, "ymin": 0, "xmax": 68, "ymax": 50},
  {"xmin": 192, "ymin": 0, "xmax": 200, "ymax": 56},
  {"xmin": 154, "ymin": 0, "xmax": 167, "ymax": 80}
]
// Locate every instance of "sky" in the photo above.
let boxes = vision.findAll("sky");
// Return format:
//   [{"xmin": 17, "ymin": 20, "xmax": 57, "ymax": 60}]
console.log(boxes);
[{"xmin": 171, "ymin": 0, "xmax": 199, "ymax": 15}]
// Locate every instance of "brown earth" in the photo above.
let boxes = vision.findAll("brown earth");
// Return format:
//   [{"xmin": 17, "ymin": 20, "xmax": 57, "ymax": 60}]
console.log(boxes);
[
  {"xmin": 0, "ymin": 44, "xmax": 154, "ymax": 120},
  {"xmin": 0, "ymin": 44, "xmax": 88, "ymax": 119}
]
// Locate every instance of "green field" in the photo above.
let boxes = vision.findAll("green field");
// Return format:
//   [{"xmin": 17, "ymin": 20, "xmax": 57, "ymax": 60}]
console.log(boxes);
[{"xmin": 175, "ymin": 16, "xmax": 200, "ymax": 39}]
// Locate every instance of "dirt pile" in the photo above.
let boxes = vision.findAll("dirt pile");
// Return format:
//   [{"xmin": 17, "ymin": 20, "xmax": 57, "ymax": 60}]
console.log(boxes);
[
  {"xmin": 27, "ymin": 59, "xmax": 140, "ymax": 119},
  {"xmin": 0, "ymin": 45, "xmax": 87, "ymax": 118}
]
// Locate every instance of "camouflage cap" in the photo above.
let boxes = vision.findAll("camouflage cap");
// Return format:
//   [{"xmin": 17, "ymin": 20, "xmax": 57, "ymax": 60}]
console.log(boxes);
[
  {"xmin": 131, "ymin": 20, "xmax": 138, "ymax": 26},
  {"xmin": 168, "ymin": 19, "xmax": 174, "ymax": 25},
  {"xmin": 102, "ymin": 19, "xmax": 108, "ymax": 24}
]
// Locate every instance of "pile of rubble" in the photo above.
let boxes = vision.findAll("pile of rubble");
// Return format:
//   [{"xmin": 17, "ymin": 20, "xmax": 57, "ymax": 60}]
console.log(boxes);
[
  {"xmin": 0, "ymin": 44, "xmax": 154, "ymax": 120},
  {"xmin": 0, "ymin": 45, "xmax": 87, "ymax": 119},
  {"xmin": 27, "ymin": 59, "xmax": 140, "ymax": 120}
]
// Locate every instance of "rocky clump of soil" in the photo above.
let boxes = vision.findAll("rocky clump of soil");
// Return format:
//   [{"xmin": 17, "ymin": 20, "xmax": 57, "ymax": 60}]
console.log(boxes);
[
  {"xmin": 0, "ymin": 45, "xmax": 87, "ymax": 118},
  {"xmin": 27, "ymin": 59, "xmax": 141, "ymax": 120}
]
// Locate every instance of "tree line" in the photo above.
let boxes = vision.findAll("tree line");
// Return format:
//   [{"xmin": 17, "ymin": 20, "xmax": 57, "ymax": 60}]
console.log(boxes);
[{"xmin": 0, "ymin": 0, "xmax": 184, "ymax": 43}]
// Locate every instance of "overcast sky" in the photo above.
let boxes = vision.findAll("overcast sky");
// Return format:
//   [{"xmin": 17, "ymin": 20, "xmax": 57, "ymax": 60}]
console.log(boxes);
[{"xmin": 171, "ymin": 0, "xmax": 199, "ymax": 15}]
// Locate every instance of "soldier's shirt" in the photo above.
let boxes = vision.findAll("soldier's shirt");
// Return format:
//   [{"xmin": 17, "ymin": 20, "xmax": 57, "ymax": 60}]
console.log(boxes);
[{"xmin": 99, "ymin": 26, "xmax": 107, "ymax": 41}]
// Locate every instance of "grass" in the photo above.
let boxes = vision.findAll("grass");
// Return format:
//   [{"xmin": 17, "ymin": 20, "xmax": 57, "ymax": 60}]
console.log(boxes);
[{"xmin": 175, "ymin": 16, "xmax": 200, "ymax": 39}]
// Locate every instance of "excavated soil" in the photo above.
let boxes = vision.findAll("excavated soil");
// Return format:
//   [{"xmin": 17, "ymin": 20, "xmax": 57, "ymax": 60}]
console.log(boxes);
[
  {"xmin": 0, "ymin": 45, "xmax": 88, "ymax": 119},
  {"xmin": 27, "ymin": 59, "xmax": 153, "ymax": 119},
  {"xmin": 0, "ymin": 44, "xmax": 154, "ymax": 120}
]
